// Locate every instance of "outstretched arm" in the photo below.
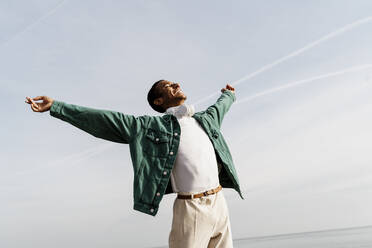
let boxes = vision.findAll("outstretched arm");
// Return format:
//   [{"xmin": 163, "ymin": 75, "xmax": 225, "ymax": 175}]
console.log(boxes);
[
  {"xmin": 25, "ymin": 96, "xmax": 144, "ymax": 144},
  {"xmin": 205, "ymin": 84, "xmax": 236, "ymax": 129}
]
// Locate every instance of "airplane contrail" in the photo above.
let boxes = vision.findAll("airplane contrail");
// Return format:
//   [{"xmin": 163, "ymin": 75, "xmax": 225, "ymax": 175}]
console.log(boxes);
[
  {"xmin": 235, "ymin": 64, "xmax": 372, "ymax": 105},
  {"xmin": 232, "ymin": 16, "xmax": 372, "ymax": 86},
  {"xmin": 0, "ymin": 0, "xmax": 67, "ymax": 48},
  {"xmin": 194, "ymin": 16, "xmax": 372, "ymax": 106}
]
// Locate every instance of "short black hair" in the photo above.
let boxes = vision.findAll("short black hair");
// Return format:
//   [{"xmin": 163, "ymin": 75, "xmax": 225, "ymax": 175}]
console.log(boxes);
[{"xmin": 147, "ymin": 79, "xmax": 166, "ymax": 113}]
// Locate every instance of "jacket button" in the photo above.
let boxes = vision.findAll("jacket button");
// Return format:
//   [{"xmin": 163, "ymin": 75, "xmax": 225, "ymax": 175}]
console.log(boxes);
[
  {"xmin": 155, "ymin": 138, "xmax": 159, "ymax": 142},
  {"xmin": 169, "ymin": 151, "xmax": 174, "ymax": 155},
  {"xmin": 150, "ymin": 208, "xmax": 154, "ymax": 213},
  {"xmin": 156, "ymin": 192, "xmax": 160, "ymax": 196},
  {"xmin": 174, "ymin": 133, "xmax": 178, "ymax": 136},
  {"xmin": 163, "ymin": 171, "xmax": 167, "ymax": 175},
  {"xmin": 212, "ymin": 130, "xmax": 219, "ymax": 138}
]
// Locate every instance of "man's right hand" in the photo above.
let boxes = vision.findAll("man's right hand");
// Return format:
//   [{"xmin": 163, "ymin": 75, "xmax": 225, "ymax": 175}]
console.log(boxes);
[
  {"xmin": 221, "ymin": 84, "xmax": 235, "ymax": 93},
  {"xmin": 25, "ymin": 96, "xmax": 54, "ymax": 112}
]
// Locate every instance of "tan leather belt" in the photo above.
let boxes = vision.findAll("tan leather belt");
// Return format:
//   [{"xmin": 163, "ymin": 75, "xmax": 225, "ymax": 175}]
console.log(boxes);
[{"xmin": 177, "ymin": 185, "xmax": 222, "ymax": 200}]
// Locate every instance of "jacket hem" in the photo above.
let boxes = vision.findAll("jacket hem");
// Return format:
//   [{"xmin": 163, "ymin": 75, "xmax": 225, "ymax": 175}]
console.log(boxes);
[{"xmin": 133, "ymin": 202, "xmax": 159, "ymax": 216}]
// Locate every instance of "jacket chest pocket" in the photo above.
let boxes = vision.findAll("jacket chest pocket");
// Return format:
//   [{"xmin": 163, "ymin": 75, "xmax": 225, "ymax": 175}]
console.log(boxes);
[{"xmin": 143, "ymin": 129, "xmax": 170, "ymax": 157}]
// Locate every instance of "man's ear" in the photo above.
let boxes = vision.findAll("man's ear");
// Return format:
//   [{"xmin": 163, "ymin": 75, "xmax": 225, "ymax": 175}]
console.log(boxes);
[{"xmin": 153, "ymin": 97, "xmax": 163, "ymax": 106}]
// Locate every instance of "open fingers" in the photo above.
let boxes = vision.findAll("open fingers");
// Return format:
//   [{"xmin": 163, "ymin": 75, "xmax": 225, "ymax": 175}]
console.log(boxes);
[
  {"xmin": 29, "ymin": 97, "xmax": 36, "ymax": 105},
  {"xmin": 25, "ymin": 96, "xmax": 39, "ymax": 110},
  {"xmin": 25, "ymin": 96, "xmax": 32, "ymax": 103},
  {"xmin": 30, "ymin": 103, "xmax": 39, "ymax": 112},
  {"xmin": 27, "ymin": 98, "xmax": 40, "ymax": 111}
]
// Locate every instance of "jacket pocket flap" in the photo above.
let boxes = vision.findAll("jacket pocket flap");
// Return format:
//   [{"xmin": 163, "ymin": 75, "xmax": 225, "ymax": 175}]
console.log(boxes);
[{"xmin": 145, "ymin": 130, "xmax": 169, "ymax": 143}]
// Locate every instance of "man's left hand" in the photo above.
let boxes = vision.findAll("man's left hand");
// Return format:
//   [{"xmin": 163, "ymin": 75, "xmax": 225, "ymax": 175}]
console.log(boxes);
[{"xmin": 221, "ymin": 84, "xmax": 235, "ymax": 93}]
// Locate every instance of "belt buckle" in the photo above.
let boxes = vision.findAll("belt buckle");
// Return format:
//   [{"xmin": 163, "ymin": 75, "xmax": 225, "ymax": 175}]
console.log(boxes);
[{"xmin": 190, "ymin": 194, "xmax": 194, "ymax": 199}]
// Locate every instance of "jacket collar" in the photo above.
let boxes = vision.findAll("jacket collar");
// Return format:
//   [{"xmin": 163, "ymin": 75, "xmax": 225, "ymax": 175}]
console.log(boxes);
[{"xmin": 165, "ymin": 104, "xmax": 195, "ymax": 118}]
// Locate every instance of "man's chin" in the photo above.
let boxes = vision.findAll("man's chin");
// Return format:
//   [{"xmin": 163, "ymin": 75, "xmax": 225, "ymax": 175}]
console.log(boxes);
[{"xmin": 175, "ymin": 94, "xmax": 187, "ymax": 100}]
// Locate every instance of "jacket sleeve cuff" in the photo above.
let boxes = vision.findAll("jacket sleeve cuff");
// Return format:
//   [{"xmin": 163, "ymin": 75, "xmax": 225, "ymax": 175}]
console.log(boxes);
[
  {"xmin": 223, "ymin": 90, "xmax": 236, "ymax": 102},
  {"xmin": 50, "ymin": 100, "xmax": 64, "ymax": 118}
]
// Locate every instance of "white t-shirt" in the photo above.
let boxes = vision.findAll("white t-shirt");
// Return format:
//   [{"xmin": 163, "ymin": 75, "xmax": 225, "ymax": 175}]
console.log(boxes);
[{"xmin": 166, "ymin": 104, "xmax": 220, "ymax": 194}]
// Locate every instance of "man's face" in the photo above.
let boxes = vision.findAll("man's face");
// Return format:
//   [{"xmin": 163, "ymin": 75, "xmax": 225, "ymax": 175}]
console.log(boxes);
[{"xmin": 155, "ymin": 80, "xmax": 187, "ymax": 110}]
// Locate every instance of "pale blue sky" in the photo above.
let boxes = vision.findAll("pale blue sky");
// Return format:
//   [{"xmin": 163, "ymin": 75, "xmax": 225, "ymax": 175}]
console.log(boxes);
[{"xmin": 1, "ymin": 1, "xmax": 372, "ymax": 247}]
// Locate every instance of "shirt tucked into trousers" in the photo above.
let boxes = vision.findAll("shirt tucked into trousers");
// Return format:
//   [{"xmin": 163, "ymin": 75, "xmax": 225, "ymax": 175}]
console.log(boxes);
[
  {"xmin": 169, "ymin": 191, "xmax": 233, "ymax": 248},
  {"xmin": 166, "ymin": 104, "xmax": 233, "ymax": 248}
]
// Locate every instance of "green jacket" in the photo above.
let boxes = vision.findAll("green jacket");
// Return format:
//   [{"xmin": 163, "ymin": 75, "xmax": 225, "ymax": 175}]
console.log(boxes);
[{"xmin": 50, "ymin": 90, "xmax": 243, "ymax": 216}]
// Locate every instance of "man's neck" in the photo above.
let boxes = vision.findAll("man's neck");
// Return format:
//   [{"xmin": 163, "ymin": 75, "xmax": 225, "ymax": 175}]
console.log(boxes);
[{"xmin": 166, "ymin": 104, "xmax": 195, "ymax": 118}]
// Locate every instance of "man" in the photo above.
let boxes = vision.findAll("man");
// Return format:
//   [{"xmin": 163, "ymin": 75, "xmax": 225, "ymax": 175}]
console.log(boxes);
[{"xmin": 25, "ymin": 81, "xmax": 243, "ymax": 248}]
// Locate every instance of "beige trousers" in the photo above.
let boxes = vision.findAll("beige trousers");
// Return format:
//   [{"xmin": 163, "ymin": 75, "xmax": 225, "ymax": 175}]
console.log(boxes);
[{"xmin": 168, "ymin": 190, "xmax": 233, "ymax": 248}]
